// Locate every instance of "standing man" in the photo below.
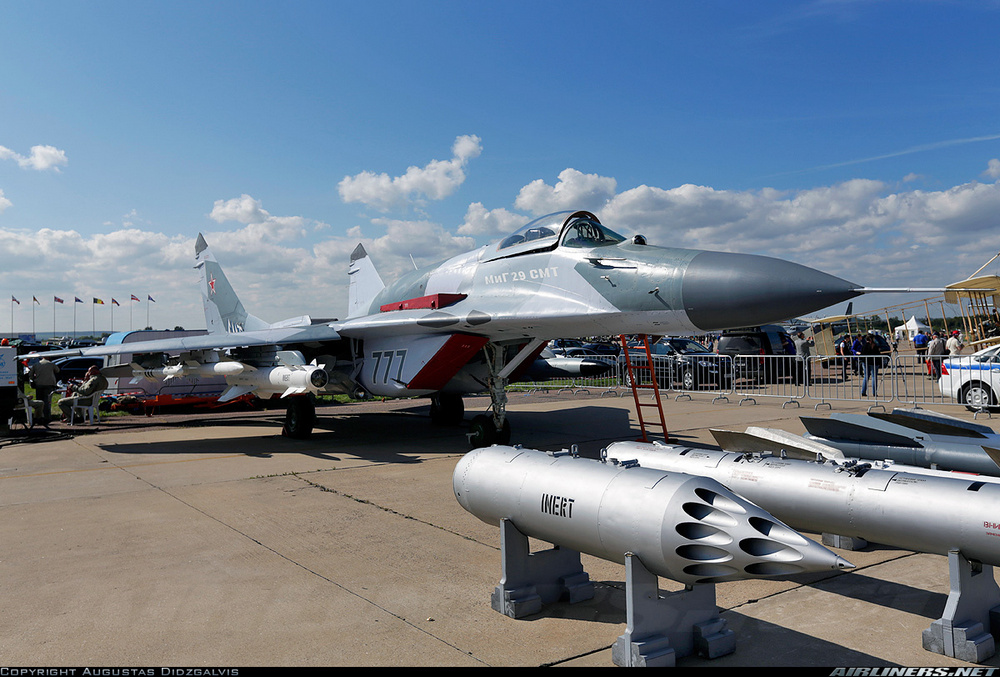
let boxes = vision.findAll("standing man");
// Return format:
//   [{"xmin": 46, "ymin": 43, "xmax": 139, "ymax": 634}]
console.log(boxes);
[
  {"xmin": 794, "ymin": 332, "xmax": 813, "ymax": 385},
  {"xmin": 946, "ymin": 330, "xmax": 965, "ymax": 357},
  {"xmin": 28, "ymin": 356, "xmax": 60, "ymax": 425},
  {"xmin": 913, "ymin": 328, "xmax": 930, "ymax": 359},
  {"xmin": 927, "ymin": 332, "xmax": 946, "ymax": 379}
]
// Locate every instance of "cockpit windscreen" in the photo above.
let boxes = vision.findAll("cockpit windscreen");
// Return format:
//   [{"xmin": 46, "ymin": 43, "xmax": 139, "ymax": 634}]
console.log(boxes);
[
  {"xmin": 497, "ymin": 212, "xmax": 626, "ymax": 252},
  {"xmin": 560, "ymin": 218, "xmax": 626, "ymax": 248},
  {"xmin": 498, "ymin": 214, "xmax": 562, "ymax": 251}
]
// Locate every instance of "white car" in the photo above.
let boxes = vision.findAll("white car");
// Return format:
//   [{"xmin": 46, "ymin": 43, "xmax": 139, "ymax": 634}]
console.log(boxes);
[{"xmin": 939, "ymin": 344, "xmax": 1000, "ymax": 410}]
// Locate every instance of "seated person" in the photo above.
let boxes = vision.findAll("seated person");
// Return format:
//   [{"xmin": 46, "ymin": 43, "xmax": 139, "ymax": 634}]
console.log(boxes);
[{"xmin": 57, "ymin": 366, "xmax": 108, "ymax": 422}]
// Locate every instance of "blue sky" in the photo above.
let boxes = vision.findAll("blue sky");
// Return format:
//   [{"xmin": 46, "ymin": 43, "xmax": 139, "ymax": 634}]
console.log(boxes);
[{"xmin": 2, "ymin": 0, "xmax": 1000, "ymax": 335}]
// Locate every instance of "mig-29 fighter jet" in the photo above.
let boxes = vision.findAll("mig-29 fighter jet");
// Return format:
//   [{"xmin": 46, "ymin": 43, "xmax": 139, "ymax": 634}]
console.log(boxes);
[{"xmin": 37, "ymin": 210, "xmax": 869, "ymax": 445}]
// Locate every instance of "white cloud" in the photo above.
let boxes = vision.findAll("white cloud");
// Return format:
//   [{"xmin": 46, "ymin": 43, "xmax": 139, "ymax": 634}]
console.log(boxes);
[
  {"xmin": 209, "ymin": 194, "xmax": 312, "ymax": 242},
  {"xmin": 985, "ymin": 158, "xmax": 1000, "ymax": 179},
  {"xmin": 0, "ymin": 189, "xmax": 11, "ymax": 214},
  {"xmin": 593, "ymin": 174, "xmax": 1000, "ymax": 297},
  {"xmin": 309, "ymin": 218, "xmax": 477, "ymax": 289},
  {"xmin": 0, "ymin": 144, "xmax": 68, "ymax": 171},
  {"xmin": 457, "ymin": 202, "xmax": 524, "ymax": 237},
  {"xmin": 515, "ymin": 168, "xmax": 617, "ymax": 215},
  {"xmin": 337, "ymin": 135, "xmax": 482, "ymax": 212}
]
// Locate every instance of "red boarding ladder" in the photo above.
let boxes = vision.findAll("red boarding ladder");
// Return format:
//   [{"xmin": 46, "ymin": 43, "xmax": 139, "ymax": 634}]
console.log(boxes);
[{"xmin": 619, "ymin": 334, "xmax": 669, "ymax": 443}]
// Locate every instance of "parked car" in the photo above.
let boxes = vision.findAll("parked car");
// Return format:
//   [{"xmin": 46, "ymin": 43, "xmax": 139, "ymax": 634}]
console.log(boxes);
[
  {"xmin": 581, "ymin": 341, "xmax": 620, "ymax": 357},
  {"xmin": 619, "ymin": 337, "xmax": 731, "ymax": 390},
  {"xmin": 548, "ymin": 338, "xmax": 620, "ymax": 358},
  {"xmin": 548, "ymin": 338, "xmax": 586, "ymax": 356},
  {"xmin": 715, "ymin": 325, "xmax": 795, "ymax": 383},
  {"xmin": 939, "ymin": 344, "xmax": 1000, "ymax": 411},
  {"xmin": 52, "ymin": 355, "xmax": 105, "ymax": 386}
]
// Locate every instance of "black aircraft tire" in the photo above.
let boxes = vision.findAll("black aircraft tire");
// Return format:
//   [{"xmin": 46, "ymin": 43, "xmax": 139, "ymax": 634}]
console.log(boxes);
[
  {"xmin": 430, "ymin": 393, "xmax": 465, "ymax": 426},
  {"xmin": 468, "ymin": 414, "xmax": 496, "ymax": 448},
  {"xmin": 283, "ymin": 397, "xmax": 316, "ymax": 439}
]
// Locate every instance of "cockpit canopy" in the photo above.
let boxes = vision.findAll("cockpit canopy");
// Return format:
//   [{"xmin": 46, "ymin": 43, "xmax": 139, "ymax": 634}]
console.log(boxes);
[{"xmin": 495, "ymin": 211, "xmax": 627, "ymax": 256}]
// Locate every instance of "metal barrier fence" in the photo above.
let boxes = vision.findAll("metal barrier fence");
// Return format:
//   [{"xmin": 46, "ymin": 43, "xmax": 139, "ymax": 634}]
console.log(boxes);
[{"xmin": 511, "ymin": 353, "xmax": 999, "ymax": 415}]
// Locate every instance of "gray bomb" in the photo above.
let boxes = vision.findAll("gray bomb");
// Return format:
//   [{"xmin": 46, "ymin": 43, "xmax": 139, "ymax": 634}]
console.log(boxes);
[
  {"xmin": 453, "ymin": 445, "xmax": 853, "ymax": 585},
  {"xmin": 605, "ymin": 440, "xmax": 1000, "ymax": 566}
]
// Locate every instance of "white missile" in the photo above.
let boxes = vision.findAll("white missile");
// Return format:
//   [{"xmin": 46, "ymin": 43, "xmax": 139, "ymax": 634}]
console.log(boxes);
[
  {"xmin": 131, "ymin": 360, "xmax": 248, "ymax": 381},
  {"xmin": 130, "ymin": 359, "xmax": 329, "ymax": 402},
  {"xmin": 217, "ymin": 363, "xmax": 329, "ymax": 402}
]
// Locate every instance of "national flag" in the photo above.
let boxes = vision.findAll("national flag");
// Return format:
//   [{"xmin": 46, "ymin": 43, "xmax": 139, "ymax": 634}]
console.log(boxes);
[
  {"xmin": 33, "ymin": 296, "xmax": 39, "ymax": 304},
  {"xmin": 54, "ymin": 296, "xmax": 64, "ymax": 304},
  {"xmin": 75, "ymin": 297, "xmax": 83, "ymax": 303},
  {"xmin": 11, "ymin": 296, "xmax": 19, "ymax": 305},
  {"xmin": 148, "ymin": 295, "xmax": 156, "ymax": 302},
  {"xmin": 93, "ymin": 298, "xmax": 104, "ymax": 305},
  {"xmin": 112, "ymin": 298, "xmax": 120, "ymax": 306},
  {"xmin": 131, "ymin": 294, "xmax": 140, "ymax": 302}
]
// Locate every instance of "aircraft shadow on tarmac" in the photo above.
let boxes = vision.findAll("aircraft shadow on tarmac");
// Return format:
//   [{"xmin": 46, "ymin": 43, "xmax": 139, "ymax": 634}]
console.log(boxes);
[{"xmin": 95, "ymin": 401, "xmax": 639, "ymax": 462}]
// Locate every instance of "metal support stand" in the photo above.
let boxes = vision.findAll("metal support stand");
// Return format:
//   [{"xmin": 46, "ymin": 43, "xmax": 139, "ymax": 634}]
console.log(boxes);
[
  {"xmin": 612, "ymin": 553, "xmax": 735, "ymax": 668},
  {"xmin": 490, "ymin": 519, "xmax": 594, "ymax": 619},
  {"xmin": 922, "ymin": 550, "xmax": 1000, "ymax": 663}
]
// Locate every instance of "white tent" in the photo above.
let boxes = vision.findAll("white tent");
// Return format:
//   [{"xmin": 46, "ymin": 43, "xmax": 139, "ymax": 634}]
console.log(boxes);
[{"xmin": 894, "ymin": 315, "xmax": 931, "ymax": 341}]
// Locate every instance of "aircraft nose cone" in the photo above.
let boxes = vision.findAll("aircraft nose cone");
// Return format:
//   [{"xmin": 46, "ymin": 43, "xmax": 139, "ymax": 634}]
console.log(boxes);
[{"xmin": 681, "ymin": 251, "xmax": 860, "ymax": 331}]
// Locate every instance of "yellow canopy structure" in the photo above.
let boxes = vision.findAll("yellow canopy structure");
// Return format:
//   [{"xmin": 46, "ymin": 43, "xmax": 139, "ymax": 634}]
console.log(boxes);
[{"xmin": 944, "ymin": 275, "xmax": 1000, "ymax": 347}]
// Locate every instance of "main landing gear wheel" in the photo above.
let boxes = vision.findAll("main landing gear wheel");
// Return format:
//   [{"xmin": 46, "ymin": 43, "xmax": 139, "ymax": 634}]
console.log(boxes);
[
  {"xmin": 283, "ymin": 396, "xmax": 316, "ymax": 439},
  {"xmin": 430, "ymin": 393, "xmax": 464, "ymax": 426},
  {"xmin": 468, "ymin": 414, "xmax": 511, "ymax": 448}
]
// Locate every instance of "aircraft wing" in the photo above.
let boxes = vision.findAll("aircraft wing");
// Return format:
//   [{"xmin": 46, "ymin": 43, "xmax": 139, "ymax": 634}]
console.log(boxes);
[{"xmin": 27, "ymin": 323, "xmax": 342, "ymax": 360}]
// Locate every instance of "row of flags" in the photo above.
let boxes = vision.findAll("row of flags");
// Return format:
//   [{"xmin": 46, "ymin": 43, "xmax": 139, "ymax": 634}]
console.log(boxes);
[{"xmin": 11, "ymin": 295, "xmax": 156, "ymax": 305}]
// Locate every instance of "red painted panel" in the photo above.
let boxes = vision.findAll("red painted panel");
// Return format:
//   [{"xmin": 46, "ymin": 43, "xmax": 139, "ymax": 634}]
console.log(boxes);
[
  {"xmin": 406, "ymin": 334, "xmax": 489, "ymax": 391},
  {"xmin": 380, "ymin": 293, "xmax": 467, "ymax": 313}
]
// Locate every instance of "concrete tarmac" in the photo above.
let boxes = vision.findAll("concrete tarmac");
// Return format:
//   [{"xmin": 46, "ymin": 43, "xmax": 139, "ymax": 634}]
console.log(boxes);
[{"xmin": 2, "ymin": 390, "xmax": 998, "ymax": 667}]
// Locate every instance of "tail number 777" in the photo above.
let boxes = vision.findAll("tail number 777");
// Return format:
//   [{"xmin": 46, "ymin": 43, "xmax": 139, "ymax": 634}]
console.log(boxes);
[{"xmin": 370, "ymin": 349, "xmax": 407, "ymax": 385}]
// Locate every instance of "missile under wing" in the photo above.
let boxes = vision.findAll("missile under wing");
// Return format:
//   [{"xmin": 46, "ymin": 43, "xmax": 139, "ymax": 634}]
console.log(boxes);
[{"xmin": 32, "ymin": 210, "xmax": 866, "ymax": 442}]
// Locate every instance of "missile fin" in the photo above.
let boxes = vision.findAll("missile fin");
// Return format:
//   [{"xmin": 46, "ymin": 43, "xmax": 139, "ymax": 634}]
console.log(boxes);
[
  {"xmin": 218, "ymin": 385, "xmax": 255, "ymax": 403},
  {"xmin": 130, "ymin": 362, "xmax": 156, "ymax": 381},
  {"xmin": 982, "ymin": 446, "xmax": 1000, "ymax": 473},
  {"xmin": 280, "ymin": 387, "xmax": 307, "ymax": 398},
  {"xmin": 711, "ymin": 428, "xmax": 844, "ymax": 461},
  {"xmin": 801, "ymin": 416, "xmax": 923, "ymax": 448},
  {"xmin": 871, "ymin": 408, "xmax": 992, "ymax": 439}
]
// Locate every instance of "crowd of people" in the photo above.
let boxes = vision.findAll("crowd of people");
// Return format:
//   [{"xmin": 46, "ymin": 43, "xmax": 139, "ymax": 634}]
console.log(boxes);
[
  {"xmin": 833, "ymin": 333, "xmax": 892, "ymax": 396},
  {"xmin": 911, "ymin": 328, "xmax": 964, "ymax": 379}
]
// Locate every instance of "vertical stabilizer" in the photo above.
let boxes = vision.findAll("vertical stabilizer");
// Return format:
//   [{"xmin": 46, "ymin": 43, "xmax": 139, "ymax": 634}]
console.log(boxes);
[
  {"xmin": 195, "ymin": 234, "xmax": 271, "ymax": 334},
  {"xmin": 348, "ymin": 244, "xmax": 386, "ymax": 318}
]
